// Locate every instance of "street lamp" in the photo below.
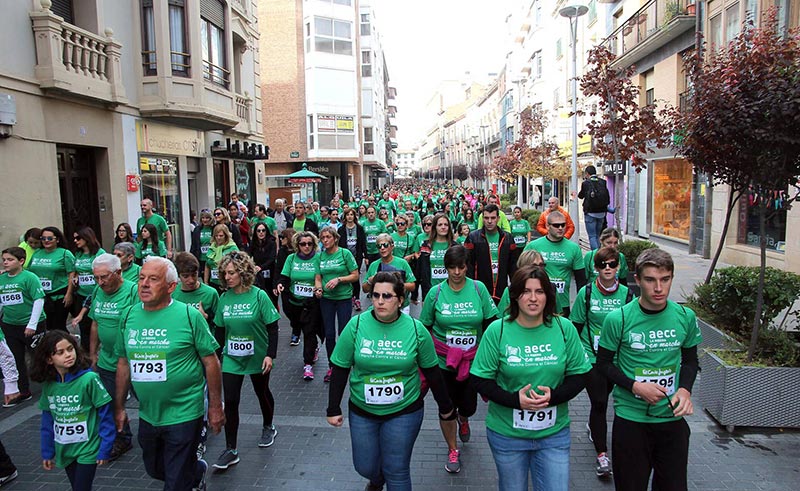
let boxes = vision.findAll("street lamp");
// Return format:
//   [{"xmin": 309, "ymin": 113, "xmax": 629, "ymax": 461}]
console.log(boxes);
[{"xmin": 559, "ymin": 2, "xmax": 588, "ymax": 244}]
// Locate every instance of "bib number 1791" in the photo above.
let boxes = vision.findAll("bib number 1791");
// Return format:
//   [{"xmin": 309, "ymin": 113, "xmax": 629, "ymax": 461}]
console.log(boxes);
[{"xmin": 513, "ymin": 407, "xmax": 557, "ymax": 431}]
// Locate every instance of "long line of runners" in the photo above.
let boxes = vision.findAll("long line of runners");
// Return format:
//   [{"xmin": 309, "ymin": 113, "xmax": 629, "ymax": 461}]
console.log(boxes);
[{"xmin": 0, "ymin": 180, "xmax": 700, "ymax": 491}]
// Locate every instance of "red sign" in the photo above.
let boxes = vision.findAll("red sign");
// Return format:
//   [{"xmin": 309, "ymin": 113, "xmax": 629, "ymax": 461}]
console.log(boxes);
[{"xmin": 126, "ymin": 174, "xmax": 140, "ymax": 192}]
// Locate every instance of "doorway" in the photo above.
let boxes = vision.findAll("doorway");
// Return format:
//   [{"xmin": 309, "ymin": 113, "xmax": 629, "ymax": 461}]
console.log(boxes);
[{"xmin": 57, "ymin": 146, "xmax": 100, "ymax": 242}]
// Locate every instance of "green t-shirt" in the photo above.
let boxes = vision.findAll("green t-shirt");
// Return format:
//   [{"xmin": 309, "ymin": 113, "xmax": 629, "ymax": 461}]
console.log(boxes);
[
  {"xmin": 29, "ymin": 248, "xmax": 76, "ymax": 299},
  {"xmin": 570, "ymin": 283, "xmax": 631, "ymax": 364},
  {"xmin": 74, "ymin": 249, "xmax": 106, "ymax": 297},
  {"xmin": 249, "ymin": 216, "xmax": 277, "ymax": 235},
  {"xmin": 207, "ymin": 243, "xmax": 239, "ymax": 286},
  {"xmin": 470, "ymin": 317, "xmax": 591, "ymax": 439},
  {"xmin": 362, "ymin": 219, "xmax": 387, "ymax": 255},
  {"xmin": 391, "ymin": 232, "xmax": 419, "ymax": 259},
  {"xmin": 456, "ymin": 235, "xmax": 466, "ymax": 245},
  {"xmin": 136, "ymin": 213, "xmax": 169, "ymax": 244},
  {"xmin": 366, "ymin": 257, "xmax": 416, "ymax": 308},
  {"xmin": 584, "ymin": 250, "xmax": 629, "ymax": 284},
  {"xmin": 0, "ymin": 270, "xmax": 47, "ymax": 325},
  {"xmin": 459, "ymin": 219, "xmax": 478, "ymax": 232},
  {"xmin": 377, "ymin": 199, "xmax": 396, "ymax": 217},
  {"xmin": 88, "ymin": 280, "xmax": 139, "ymax": 371},
  {"xmin": 280, "ymin": 253, "xmax": 320, "ymax": 306},
  {"xmin": 599, "ymin": 301, "xmax": 702, "ymax": 424},
  {"xmin": 38, "ymin": 370, "xmax": 112, "ymax": 468},
  {"xmin": 496, "ymin": 289, "xmax": 510, "ymax": 318},
  {"xmin": 427, "ymin": 240, "xmax": 450, "ymax": 287},
  {"xmin": 214, "ymin": 287, "xmax": 280, "ymax": 375},
  {"xmin": 510, "ymin": 219, "xmax": 531, "ymax": 248},
  {"xmin": 419, "ymin": 279, "xmax": 498, "ymax": 370},
  {"xmin": 135, "ymin": 242, "xmax": 166, "ymax": 260},
  {"xmin": 172, "ymin": 283, "xmax": 220, "ymax": 331},
  {"xmin": 486, "ymin": 231, "xmax": 500, "ymax": 280},
  {"xmin": 196, "ymin": 226, "xmax": 214, "ymax": 262},
  {"xmin": 525, "ymin": 237, "xmax": 584, "ymax": 312},
  {"xmin": 330, "ymin": 312, "xmax": 438, "ymax": 416},
  {"xmin": 114, "ymin": 301, "xmax": 219, "ymax": 426},
  {"xmin": 122, "ymin": 263, "xmax": 141, "ymax": 284},
  {"xmin": 319, "ymin": 248, "xmax": 359, "ymax": 301}
]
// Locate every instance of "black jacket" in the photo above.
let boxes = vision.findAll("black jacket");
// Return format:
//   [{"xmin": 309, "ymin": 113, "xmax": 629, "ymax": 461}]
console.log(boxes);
[
  {"xmin": 250, "ymin": 236, "xmax": 277, "ymax": 291},
  {"xmin": 270, "ymin": 209, "xmax": 294, "ymax": 227},
  {"xmin": 464, "ymin": 228, "xmax": 516, "ymax": 303},
  {"xmin": 273, "ymin": 245, "xmax": 292, "ymax": 290},
  {"xmin": 578, "ymin": 176, "xmax": 610, "ymax": 213},
  {"xmin": 338, "ymin": 223, "xmax": 366, "ymax": 266},
  {"xmin": 417, "ymin": 239, "xmax": 457, "ymax": 300}
]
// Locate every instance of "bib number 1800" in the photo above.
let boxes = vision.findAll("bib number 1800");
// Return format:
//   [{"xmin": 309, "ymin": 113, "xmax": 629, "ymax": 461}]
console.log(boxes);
[{"xmin": 513, "ymin": 407, "xmax": 557, "ymax": 431}]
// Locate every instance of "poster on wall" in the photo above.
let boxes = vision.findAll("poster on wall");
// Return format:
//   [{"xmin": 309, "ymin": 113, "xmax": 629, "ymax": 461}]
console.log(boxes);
[{"xmin": 234, "ymin": 161, "xmax": 254, "ymax": 210}]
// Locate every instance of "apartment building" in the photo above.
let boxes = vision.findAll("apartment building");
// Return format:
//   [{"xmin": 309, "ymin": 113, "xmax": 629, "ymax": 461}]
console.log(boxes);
[
  {"xmin": 395, "ymin": 149, "xmax": 417, "ymax": 179},
  {"xmin": 0, "ymin": 0, "xmax": 263, "ymax": 251}
]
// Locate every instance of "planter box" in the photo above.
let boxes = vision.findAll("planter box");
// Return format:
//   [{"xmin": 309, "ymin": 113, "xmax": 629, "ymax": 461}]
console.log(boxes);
[
  {"xmin": 698, "ymin": 318, "xmax": 743, "ymax": 351},
  {"xmin": 699, "ymin": 349, "xmax": 800, "ymax": 430}
]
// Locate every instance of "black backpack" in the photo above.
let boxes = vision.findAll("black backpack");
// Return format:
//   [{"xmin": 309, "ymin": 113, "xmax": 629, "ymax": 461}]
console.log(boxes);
[{"xmin": 585, "ymin": 178, "xmax": 610, "ymax": 212}]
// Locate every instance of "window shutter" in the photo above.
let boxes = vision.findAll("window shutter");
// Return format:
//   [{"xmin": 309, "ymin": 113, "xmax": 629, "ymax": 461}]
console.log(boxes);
[
  {"xmin": 51, "ymin": 0, "xmax": 74, "ymax": 24},
  {"xmin": 200, "ymin": 0, "xmax": 225, "ymax": 27}
]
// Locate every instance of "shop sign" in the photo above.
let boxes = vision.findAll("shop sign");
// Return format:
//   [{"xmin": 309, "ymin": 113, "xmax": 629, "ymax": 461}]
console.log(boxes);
[
  {"xmin": 136, "ymin": 121, "xmax": 205, "ymax": 157},
  {"xmin": 290, "ymin": 151, "xmax": 300, "ymax": 158},
  {"xmin": 601, "ymin": 160, "xmax": 626, "ymax": 176}
]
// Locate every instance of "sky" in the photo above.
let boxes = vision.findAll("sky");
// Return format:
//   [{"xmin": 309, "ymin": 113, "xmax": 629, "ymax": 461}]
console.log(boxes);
[{"xmin": 374, "ymin": 0, "xmax": 518, "ymax": 150}]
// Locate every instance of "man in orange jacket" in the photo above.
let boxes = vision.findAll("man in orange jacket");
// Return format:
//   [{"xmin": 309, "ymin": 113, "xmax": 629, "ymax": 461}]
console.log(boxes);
[{"xmin": 536, "ymin": 196, "xmax": 575, "ymax": 238}]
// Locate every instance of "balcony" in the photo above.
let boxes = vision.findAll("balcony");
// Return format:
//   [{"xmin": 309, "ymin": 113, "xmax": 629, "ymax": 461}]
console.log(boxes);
[
  {"xmin": 231, "ymin": 0, "xmax": 249, "ymax": 18},
  {"xmin": 30, "ymin": 5, "xmax": 126, "ymax": 105},
  {"xmin": 601, "ymin": 0, "xmax": 696, "ymax": 70},
  {"xmin": 233, "ymin": 93, "xmax": 256, "ymax": 135}
]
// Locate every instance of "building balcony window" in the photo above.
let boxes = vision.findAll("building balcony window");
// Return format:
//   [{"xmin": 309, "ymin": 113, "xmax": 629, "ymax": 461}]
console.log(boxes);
[{"xmin": 30, "ymin": 3, "xmax": 127, "ymax": 105}]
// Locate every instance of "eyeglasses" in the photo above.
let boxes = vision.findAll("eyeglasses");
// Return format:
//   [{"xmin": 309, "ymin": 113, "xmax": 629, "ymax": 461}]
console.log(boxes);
[
  {"xmin": 377, "ymin": 243, "xmax": 392, "ymax": 249},
  {"xmin": 599, "ymin": 260, "xmax": 619, "ymax": 269},
  {"xmin": 94, "ymin": 272, "xmax": 116, "ymax": 282},
  {"xmin": 549, "ymin": 222, "xmax": 567, "ymax": 228},
  {"xmin": 369, "ymin": 292, "xmax": 397, "ymax": 301},
  {"xmin": 40, "ymin": 236, "xmax": 56, "ymax": 242},
  {"xmin": 213, "ymin": 212, "xmax": 223, "ymax": 216},
  {"xmin": 395, "ymin": 222, "xmax": 407, "ymax": 226},
  {"xmin": 73, "ymin": 236, "xmax": 81, "ymax": 240},
  {"xmin": 299, "ymin": 241, "xmax": 314, "ymax": 247},
  {"xmin": 257, "ymin": 229, "xmax": 267, "ymax": 233}
]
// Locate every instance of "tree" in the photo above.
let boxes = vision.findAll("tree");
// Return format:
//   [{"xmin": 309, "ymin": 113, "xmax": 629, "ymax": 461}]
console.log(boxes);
[
  {"xmin": 675, "ymin": 11, "xmax": 800, "ymax": 362},
  {"xmin": 579, "ymin": 45, "xmax": 674, "ymax": 228},
  {"xmin": 470, "ymin": 161, "xmax": 487, "ymax": 186},
  {"xmin": 452, "ymin": 164, "xmax": 468, "ymax": 184}
]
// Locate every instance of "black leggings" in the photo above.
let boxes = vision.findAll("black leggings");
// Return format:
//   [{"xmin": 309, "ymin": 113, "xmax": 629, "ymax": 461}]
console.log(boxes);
[
  {"xmin": 43, "ymin": 295, "xmax": 70, "ymax": 332},
  {"xmin": 73, "ymin": 294, "xmax": 92, "ymax": 352},
  {"xmin": 282, "ymin": 300, "xmax": 319, "ymax": 365},
  {"xmin": 222, "ymin": 371, "xmax": 274, "ymax": 449},
  {"xmin": 585, "ymin": 364, "xmax": 614, "ymax": 454}
]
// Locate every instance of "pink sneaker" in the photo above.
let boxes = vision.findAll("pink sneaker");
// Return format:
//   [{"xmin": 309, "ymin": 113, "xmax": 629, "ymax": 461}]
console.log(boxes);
[
  {"xmin": 324, "ymin": 368, "xmax": 333, "ymax": 383},
  {"xmin": 303, "ymin": 364, "xmax": 314, "ymax": 381}
]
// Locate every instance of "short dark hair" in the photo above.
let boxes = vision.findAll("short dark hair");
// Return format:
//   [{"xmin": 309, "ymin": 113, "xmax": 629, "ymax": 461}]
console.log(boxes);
[
  {"xmin": 24, "ymin": 228, "xmax": 42, "ymax": 241},
  {"xmin": 635, "ymin": 248, "xmax": 672, "ymax": 277},
  {"xmin": 507, "ymin": 265, "xmax": 557, "ymax": 322},
  {"xmin": 585, "ymin": 165, "xmax": 597, "ymax": 176},
  {"xmin": 2, "ymin": 246, "xmax": 26, "ymax": 262},
  {"xmin": 371, "ymin": 271, "xmax": 406, "ymax": 302},
  {"xmin": 483, "ymin": 204, "xmax": 499, "ymax": 215},
  {"xmin": 593, "ymin": 246, "xmax": 620, "ymax": 269},
  {"xmin": 173, "ymin": 252, "xmax": 199, "ymax": 274},
  {"xmin": 444, "ymin": 244, "xmax": 467, "ymax": 269}
]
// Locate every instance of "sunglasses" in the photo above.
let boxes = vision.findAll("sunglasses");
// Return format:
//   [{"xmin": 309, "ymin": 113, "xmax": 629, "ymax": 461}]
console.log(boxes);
[
  {"xmin": 73, "ymin": 236, "xmax": 81, "ymax": 240},
  {"xmin": 395, "ymin": 222, "xmax": 407, "ymax": 226},
  {"xmin": 40, "ymin": 237, "xmax": 56, "ymax": 242},
  {"xmin": 369, "ymin": 292, "xmax": 397, "ymax": 301},
  {"xmin": 377, "ymin": 243, "xmax": 392, "ymax": 249},
  {"xmin": 646, "ymin": 397, "xmax": 676, "ymax": 419},
  {"xmin": 549, "ymin": 222, "xmax": 567, "ymax": 228},
  {"xmin": 257, "ymin": 229, "xmax": 267, "ymax": 233},
  {"xmin": 600, "ymin": 260, "xmax": 619, "ymax": 269},
  {"xmin": 299, "ymin": 241, "xmax": 314, "ymax": 247},
  {"xmin": 423, "ymin": 223, "xmax": 432, "ymax": 227},
  {"xmin": 213, "ymin": 212, "xmax": 223, "ymax": 216}
]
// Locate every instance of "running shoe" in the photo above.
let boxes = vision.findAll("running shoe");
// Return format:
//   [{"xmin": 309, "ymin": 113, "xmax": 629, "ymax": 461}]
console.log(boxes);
[
  {"xmin": 2, "ymin": 392, "xmax": 32, "ymax": 408},
  {"xmin": 458, "ymin": 418, "xmax": 471, "ymax": 443},
  {"xmin": 258, "ymin": 425, "xmax": 277, "ymax": 447},
  {"xmin": 109, "ymin": 439, "xmax": 133, "ymax": 461},
  {"xmin": 354, "ymin": 299, "xmax": 362, "ymax": 311},
  {"xmin": 586, "ymin": 422, "xmax": 593, "ymax": 443},
  {"xmin": 195, "ymin": 458, "xmax": 208, "ymax": 490},
  {"xmin": 290, "ymin": 335, "xmax": 300, "ymax": 346},
  {"xmin": 0, "ymin": 470, "xmax": 18, "ymax": 487},
  {"xmin": 445, "ymin": 448, "xmax": 461, "ymax": 473},
  {"xmin": 303, "ymin": 364, "xmax": 314, "ymax": 381},
  {"xmin": 324, "ymin": 368, "xmax": 333, "ymax": 383},
  {"xmin": 364, "ymin": 481, "xmax": 383, "ymax": 491},
  {"xmin": 212, "ymin": 449, "xmax": 240, "ymax": 470},
  {"xmin": 313, "ymin": 346, "xmax": 320, "ymax": 363},
  {"xmin": 196, "ymin": 441, "xmax": 206, "ymax": 460},
  {"xmin": 596, "ymin": 452, "xmax": 612, "ymax": 478}
]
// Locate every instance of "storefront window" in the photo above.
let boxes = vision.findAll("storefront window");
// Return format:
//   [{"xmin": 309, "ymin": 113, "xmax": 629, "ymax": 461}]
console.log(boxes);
[
  {"xmin": 737, "ymin": 198, "xmax": 787, "ymax": 252},
  {"xmin": 652, "ymin": 159, "xmax": 692, "ymax": 240},
  {"xmin": 234, "ymin": 161, "xmax": 255, "ymax": 212},
  {"xmin": 139, "ymin": 156, "xmax": 183, "ymax": 249}
]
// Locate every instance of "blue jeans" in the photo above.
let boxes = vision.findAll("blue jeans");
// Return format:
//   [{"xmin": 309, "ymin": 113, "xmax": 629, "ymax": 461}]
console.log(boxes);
[
  {"xmin": 486, "ymin": 426, "xmax": 570, "ymax": 491},
  {"xmin": 349, "ymin": 407, "xmax": 424, "ymax": 491},
  {"xmin": 320, "ymin": 297, "xmax": 352, "ymax": 362},
  {"xmin": 96, "ymin": 367, "xmax": 133, "ymax": 444},
  {"xmin": 585, "ymin": 214, "xmax": 605, "ymax": 250},
  {"xmin": 65, "ymin": 461, "xmax": 97, "ymax": 491},
  {"xmin": 138, "ymin": 417, "xmax": 204, "ymax": 491}
]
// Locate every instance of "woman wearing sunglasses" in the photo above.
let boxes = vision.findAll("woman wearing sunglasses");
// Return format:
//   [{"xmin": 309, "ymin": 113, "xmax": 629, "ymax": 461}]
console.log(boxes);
[
  {"xmin": 213, "ymin": 207, "xmax": 243, "ymax": 249},
  {"xmin": 204, "ymin": 224, "xmax": 239, "ymax": 293},
  {"xmin": 71, "ymin": 227, "xmax": 105, "ymax": 351},
  {"xmin": 276, "ymin": 231, "xmax": 321, "ymax": 381},
  {"xmin": 471, "ymin": 265, "xmax": 590, "ymax": 491},
  {"xmin": 570, "ymin": 246, "xmax": 633, "ymax": 479},
  {"xmin": 190, "ymin": 210, "xmax": 215, "ymax": 275},
  {"xmin": 417, "ymin": 213, "xmax": 457, "ymax": 301},
  {"xmin": 29, "ymin": 227, "xmax": 75, "ymax": 334},
  {"xmin": 339, "ymin": 209, "xmax": 366, "ymax": 312},
  {"xmin": 327, "ymin": 271, "xmax": 454, "ymax": 491},
  {"xmin": 363, "ymin": 234, "xmax": 416, "ymax": 314},
  {"xmin": 390, "ymin": 216, "xmax": 418, "ymax": 265},
  {"xmin": 583, "ymin": 228, "xmax": 628, "ymax": 285}
]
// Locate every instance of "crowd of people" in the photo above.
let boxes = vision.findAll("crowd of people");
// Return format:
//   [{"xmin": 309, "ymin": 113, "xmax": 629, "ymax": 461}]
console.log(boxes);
[{"xmin": 0, "ymin": 174, "xmax": 702, "ymax": 491}]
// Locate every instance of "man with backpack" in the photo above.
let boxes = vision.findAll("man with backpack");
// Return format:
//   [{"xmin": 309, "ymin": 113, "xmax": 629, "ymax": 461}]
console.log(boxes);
[{"xmin": 578, "ymin": 165, "xmax": 611, "ymax": 250}]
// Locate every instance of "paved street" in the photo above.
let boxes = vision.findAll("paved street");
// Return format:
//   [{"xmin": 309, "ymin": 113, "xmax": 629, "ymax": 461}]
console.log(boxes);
[{"xmin": 1, "ymin": 248, "xmax": 797, "ymax": 491}]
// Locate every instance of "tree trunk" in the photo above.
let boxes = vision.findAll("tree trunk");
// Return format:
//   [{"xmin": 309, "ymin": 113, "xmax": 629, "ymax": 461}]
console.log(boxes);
[
  {"xmin": 704, "ymin": 187, "xmax": 740, "ymax": 284},
  {"xmin": 747, "ymin": 203, "xmax": 767, "ymax": 362}
]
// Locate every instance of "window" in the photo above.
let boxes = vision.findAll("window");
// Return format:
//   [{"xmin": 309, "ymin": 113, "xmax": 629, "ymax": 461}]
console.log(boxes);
[
  {"xmin": 361, "ymin": 89, "xmax": 373, "ymax": 116},
  {"xmin": 361, "ymin": 50, "xmax": 372, "ymax": 77},
  {"xmin": 556, "ymin": 38, "xmax": 563, "ymax": 59},
  {"xmin": 169, "ymin": 0, "xmax": 189, "ymax": 76},
  {"xmin": 308, "ymin": 115, "xmax": 315, "ymax": 149},
  {"xmin": 316, "ymin": 114, "xmax": 355, "ymax": 150},
  {"xmin": 319, "ymin": 0, "xmax": 352, "ymax": 5},
  {"xmin": 142, "ymin": 0, "xmax": 157, "ymax": 75},
  {"xmin": 52, "ymin": 0, "xmax": 74, "ymax": 24},
  {"xmin": 553, "ymin": 87, "xmax": 560, "ymax": 109},
  {"xmin": 532, "ymin": 50, "xmax": 542, "ymax": 79},
  {"xmin": 646, "ymin": 88, "xmax": 655, "ymax": 105},
  {"xmin": 360, "ymin": 13, "xmax": 370, "ymax": 35},
  {"xmin": 588, "ymin": 0, "xmax": 597, "ymax": 24},
  {"xmin": 315, "ymin": 17, "xmax": 353, "ymax": 55},
  {"xmin": 364, "ymin": 127, "xmax": 374, "ymax": 155},
  {"xmin": 201, "ymin": 0, "xmax": 228, "ymax": 87},
  {"xmin": 709, "ymin": 14, "xmax": 723, "ymax": 48},
  {"xmin": 737, "ymin": 196, "xmax": 787, "ymax": 252},
  {"xmin": 724, "ymin": 3, "xmax": 740, "ymax": 43},
  {"xmin": 305, "ymin": 22, "xmax": 311, "ymax": 52}
]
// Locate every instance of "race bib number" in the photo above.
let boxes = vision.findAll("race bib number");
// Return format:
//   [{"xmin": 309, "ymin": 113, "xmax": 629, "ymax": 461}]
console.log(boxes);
[
  {"xmin": 130, "ymin": 357, "xmax": 167, "ymax": 382},
  {"xmin": 491, "ymin": 262, "xmax": 498, "ymax": 275},
  {"xmin": 53, "ymin": 418, "xmax": 89, "ymax": 445},
  {"xmin": 513, "ymin": 407, "xmax": 557, "ymax": 431},
  {"xmin": 593, "ymin": 334, "xmax": 601, "ymax": 352},
  {"xmin": 200, "ymin": 245, "xmax": 210, "ymax": 254},
  {"xmin": 446, "ymin": 334, "xmax": 477, "ymax": 350},
  {"xmin": 210, "ymin": 269, "xmax": 219, "ymax": 280},
  {"xmin": 40, "ymin": 279, "xmax": 53, "ymax": 291},
  {"xmin": 514, "ymin": 235, "xmax": 526, "ymax": 245},
  {"xmin": 635, "ymin": 367, "xmax": 676, "ymax": 396},
  {"xmin": 293, "ymin": 283, "xmax": 314, "ymax": 298},
  {"xmin": 431, "ymin": 267, "xmax": 447, "ymax": 279},
  {"xmin": 552, "ymin": 280, "xmax": 566, "ymax": 294},
  {"xmin": 0, "ymin": 292, "xmax": 23, "ymax": 306},
  {"xmin": 227, "ymin": 338, "xmax": 255, "ymax": 357},
  {"xmin": 367, "ymin": 235, "xmax": 377, "ymax": 244},
  {"xmin": 364, "ymin": 377, "xmax": 404, "ymax": 405},
  {"xmin": 347, "ymin": 237, "xmax": 357, "ymax": 248},
  {"xmin": 78, "ymin": 274, "xmax": 95, "ymax": 286}
]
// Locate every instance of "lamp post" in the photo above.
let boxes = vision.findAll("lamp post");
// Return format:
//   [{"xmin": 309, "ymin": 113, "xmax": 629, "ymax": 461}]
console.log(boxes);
[{"xmin": 559, "ymin": 3, "xmax": 588, "ymax": 244}]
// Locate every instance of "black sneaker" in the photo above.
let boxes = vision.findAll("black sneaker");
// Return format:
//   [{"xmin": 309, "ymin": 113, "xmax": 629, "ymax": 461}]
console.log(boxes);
[
  {"xmin": 3, "ymin": 392, "xmax": 32, "ymax": 408},
  {"xmin": 195, "ymin": 458, "xmax": 208, "ymax": 490},
  {"xmin": 364, "ymin": 481, "xmax": 383, "ymax": 491},
  {"xmin": 290, "ymin": 335, "xmax": 300, "ymax": 346},
  {"xmin": 212, "ymin": 449, "xmax": 240, "ymax": 470},
  {"xmin": 109, "ymin": 439, "xmax": 133, "ymax": 461},
  {"xmin": 258, "ymin": 425, "xmax": 277, "ymax": 447},
  {"xmin": 0, "ymin": 470, "xmax": 18, "ymax": 487}
]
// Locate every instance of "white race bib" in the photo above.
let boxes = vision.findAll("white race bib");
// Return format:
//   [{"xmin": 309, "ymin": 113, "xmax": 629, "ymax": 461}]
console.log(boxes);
[
  {"xmin": 635, "ymin": 367, "xmax": 676, "ymax": 396},
  {"xmin": 364, "ymin": 377, "xmax": 404, "ymax": 405},
  {"xmin": 513, "ymin": 407, "xmax": 557, "ymax": 431},
  {"xmin": 78, "ymin": 274, "xmax": 95, "ymax": 287},
  {"xmin": 293, "ymin": 283, "xmax": 314, "ymax": 298},
  {"xmin": 593, "ymin": 334, "xmax": 601, "ymax": 352},
  {"xmin": 53, "ymin": 419, "xmax": 89, "ymax": 445},
  {"xmin": 130, "ymin": 358, "xmax": 167, "ymax": 382},
  {"xmin": 431, "ymin": 267, "xmax": 448, "ymax": 279},
  {"xmin": 446, "ymin": 334, "xmax": 477, "ymax": 350},
  {"xmin": 0, "ymin": 292, "xmax": 23, "ymax": 306},
  {"xmin": 514, "ymin": 235, "xmax": 526, "ymax": 245},
  {"xmin": 347, "ymin": 237, "xmax": 357, "ymax": 248},
  {"xmin": 552, "ymin": 280, "xmax": 566, "ymax": 294},
  {"xmin": 40, "ymin": 279, "xmax": 53, "ymax": 291},
  {"xmin": 491, "ymin": 262, "xmax": 499, "ymax": 275},
  {"xmin": 200, "ymin": 245, "xmax": 210, "ymax": 254},
  {"xmin": 227, "ymin": 338, "xmax": 255, "ymax": 357},
  {"xmin": 210, "ymin": 269, "xmax": 219, "ymax": 280},
  {"xmin": 367, "ymin": 235, "xmax": 377, "ymax": 244}
]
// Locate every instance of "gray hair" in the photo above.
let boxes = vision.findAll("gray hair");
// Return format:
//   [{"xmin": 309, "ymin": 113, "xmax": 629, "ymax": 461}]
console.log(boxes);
[
  {"xmin": 319, "ymin": 225, "xmax": 340, "ymax": 242},
  {"xmin": 143, "ymin": 256, "xmax": 179, "ymax": 284},
  {"xmin": 92, "ymin": 253, "xmax": 121, "ymax": 272},
  {"xmin": 275, "ymin": 198, "xmax": 285, "ymax": 206},
  {"xmin": 376, "ymin": 233, "xmax": 393, "ymax": 246},
  {"xmin": 114, "ymin": 242, "xmax": 136, "ymax": 257}
]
